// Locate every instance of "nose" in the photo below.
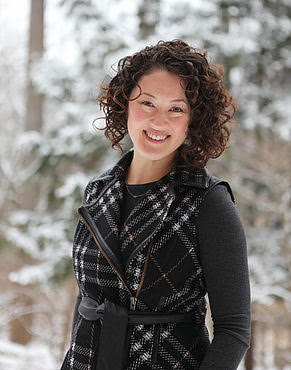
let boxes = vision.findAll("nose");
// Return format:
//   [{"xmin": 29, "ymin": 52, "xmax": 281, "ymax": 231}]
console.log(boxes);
[{"xmin": 151, "ymin": 109, "xmax": 168, "ymax": 128}]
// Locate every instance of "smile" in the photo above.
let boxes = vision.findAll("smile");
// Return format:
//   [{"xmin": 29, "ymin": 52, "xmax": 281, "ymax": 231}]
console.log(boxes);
[{"xmin": 143, "ymin": 130, "xmax": 170, "ymax": 143}]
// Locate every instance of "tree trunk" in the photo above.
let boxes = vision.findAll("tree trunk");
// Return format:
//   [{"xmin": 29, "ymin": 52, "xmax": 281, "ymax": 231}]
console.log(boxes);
[
  {"xmin": 10, "ymin": 291, "xmax": 34, "ymax": 345},
  {"xmin": 26, "ymin": 0, "xmax": 44, "ymax": 131},
  {"xmin": 9, "ymin": 0, "xmax": 45, "ymax": 345},
  {"xmin": 138, "ymin": 0, "xmax": 160, "ymax": 40}
]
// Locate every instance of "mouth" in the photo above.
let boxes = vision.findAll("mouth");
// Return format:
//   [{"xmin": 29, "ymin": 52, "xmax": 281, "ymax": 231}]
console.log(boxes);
[{"xmin": 143, "ymin": 130, "xmax": 170, "ymax": 143}]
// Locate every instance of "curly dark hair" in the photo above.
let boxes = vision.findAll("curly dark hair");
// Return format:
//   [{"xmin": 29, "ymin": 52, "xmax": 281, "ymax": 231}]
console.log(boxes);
[{"xmin": 95, "ymin": 39, "xmax": 237, "ymax": 168}]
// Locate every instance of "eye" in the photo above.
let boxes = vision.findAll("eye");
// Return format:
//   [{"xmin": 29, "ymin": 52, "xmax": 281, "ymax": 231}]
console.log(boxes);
[
  {"xmin": 140, "ymin": 100, "xmax": 154, "ymax": 107},
  {"xmin": 170, "ymin": 106, "xmax": 184, "ymax": 112}
]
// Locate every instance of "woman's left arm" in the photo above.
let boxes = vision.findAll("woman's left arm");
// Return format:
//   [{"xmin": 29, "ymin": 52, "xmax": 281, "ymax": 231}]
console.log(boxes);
[{"xmin": 197, "ymin": 184, "xmax": 251, "ymax": 369}]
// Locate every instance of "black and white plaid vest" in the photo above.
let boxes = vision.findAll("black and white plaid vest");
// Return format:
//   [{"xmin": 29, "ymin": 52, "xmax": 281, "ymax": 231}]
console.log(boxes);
[{"xmin": 62, "ymin": 148, "xmax": 235, "ymax": 370}]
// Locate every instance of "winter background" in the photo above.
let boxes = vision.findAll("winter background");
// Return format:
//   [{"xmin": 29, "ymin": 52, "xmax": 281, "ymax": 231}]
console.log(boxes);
[{"xmin": 0, "ymin": 0, "xmax": 290, "ymax": 369}]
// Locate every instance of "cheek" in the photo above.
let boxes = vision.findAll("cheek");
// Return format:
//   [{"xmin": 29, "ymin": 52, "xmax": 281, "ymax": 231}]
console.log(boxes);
[
  {"xmin": 175, "ymin": 118, "xmax": 190, "ymax": 137},
  {"xmin": 127, "ymin": 106, "xmax": 144, "ymax": 139},
  {"xmin": 128, "ymin": 104, "xmax": 148, "ymax": 125}
]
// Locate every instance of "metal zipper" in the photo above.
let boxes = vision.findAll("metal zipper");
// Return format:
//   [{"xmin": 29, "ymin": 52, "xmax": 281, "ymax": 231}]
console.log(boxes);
[
  {"xmin": 78, "ymin": 209, "xmax": 153, "ymax": 311},
  {"xmin": 126, "ymin": 234, "xmax": 155, "ymax": 272},
  {"xmin": 123, "ymin": 242, "xmax": 153, "ymax": 367},
  {"xmin": 125, "ymin": 195, "xmax": 174, "ymax": 271},
  {"xmin": 78, "ymin": 206, "xmax": 124, "ymax": 277},
  {"xmin": 125, "ymin": 187, "xmax": 175, "ymax": 270},
  {"xmin": 129, "ymin": 239, "xmax": 153, "ymax": 310}
]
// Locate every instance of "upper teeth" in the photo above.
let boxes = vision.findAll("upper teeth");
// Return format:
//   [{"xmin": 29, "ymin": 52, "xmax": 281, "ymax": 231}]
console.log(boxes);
[{"xmin": 146, "ymin": 131, "xmax": 168, "ymax": 140}]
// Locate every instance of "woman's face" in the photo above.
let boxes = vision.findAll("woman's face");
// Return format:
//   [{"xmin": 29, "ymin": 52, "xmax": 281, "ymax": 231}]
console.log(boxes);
[{"xmin": 127, "ymin": 69, "xmax": 190, "ymax": 166}]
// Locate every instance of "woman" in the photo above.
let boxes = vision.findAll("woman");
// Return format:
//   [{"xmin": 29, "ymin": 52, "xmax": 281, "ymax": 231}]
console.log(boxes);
[{"xmin": 61, "ymin": 39, "xmax": 251, "ymax": 369}]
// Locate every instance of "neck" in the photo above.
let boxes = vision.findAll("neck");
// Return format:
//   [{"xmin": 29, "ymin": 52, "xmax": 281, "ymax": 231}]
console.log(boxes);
[{"xmin": 125, "ymin": 151, "xmax": 177, "ymax": 185}]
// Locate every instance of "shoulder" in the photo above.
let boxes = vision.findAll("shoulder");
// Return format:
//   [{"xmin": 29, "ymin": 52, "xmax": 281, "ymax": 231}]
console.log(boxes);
[
  {"xmin": 197, "ymin": 180, "xmax": 243, "ymax": 232},
  {"xmin": 82, "ymin": 167, "xmax": 115, "ymax": 204},
  {"xmin": 173, "ymin": 165, "xmax": 236, "ymax": 206},
  {"xmin": 204, "ymin": 173, "xmax": 236, "ymax": 205},
  {"xmin": 87, "ymin": 167, "xmax": 113, "ymax": 185},
  {"xmin": 201, "ymin": 182, "xmax": 235, "ymax": 210},
  {"xmin": 187, "ymin": 170, "xmax": 240, "ymax": 229},
  {"xmin": 197, "ymin": 181, "xmax": 247, "ymax": 250}
]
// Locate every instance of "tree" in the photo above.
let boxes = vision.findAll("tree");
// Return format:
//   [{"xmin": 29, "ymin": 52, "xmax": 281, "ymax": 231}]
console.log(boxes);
[{"xmin": 1, "ymin": 0, "xmax": 290, "ymax": 366}]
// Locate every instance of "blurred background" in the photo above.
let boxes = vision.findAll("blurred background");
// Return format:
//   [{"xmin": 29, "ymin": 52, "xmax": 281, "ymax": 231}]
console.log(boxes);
[{"xmin": 0, "ymin": 0, "xmax": 290, "ymax": 369}]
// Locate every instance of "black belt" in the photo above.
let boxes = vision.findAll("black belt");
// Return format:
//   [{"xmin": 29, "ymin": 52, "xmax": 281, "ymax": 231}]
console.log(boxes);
[{"xmin": 78, "ymin": 296, "xmax": 197, "ymax": 370}]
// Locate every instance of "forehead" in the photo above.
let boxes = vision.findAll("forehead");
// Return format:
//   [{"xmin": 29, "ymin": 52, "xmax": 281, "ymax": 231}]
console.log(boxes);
[{"xmin": 132, "ymin": 69, "xmax": 187, "ymax": 96}]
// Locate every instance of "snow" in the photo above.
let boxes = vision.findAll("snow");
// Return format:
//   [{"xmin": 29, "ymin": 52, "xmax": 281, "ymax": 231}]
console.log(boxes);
[
  {"xmin": 0, "ymin": 340, "xmax": 58, "ymax": 370},
  {"xmin": 0, "ymin": 0, "xmax": 290, "ymax": 367}
]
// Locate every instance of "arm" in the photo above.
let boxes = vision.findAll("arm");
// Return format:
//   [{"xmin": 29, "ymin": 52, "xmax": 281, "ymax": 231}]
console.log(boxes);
[{"xmin": 197, "ymin": 184, "xmax": 251, "ymax": 369}]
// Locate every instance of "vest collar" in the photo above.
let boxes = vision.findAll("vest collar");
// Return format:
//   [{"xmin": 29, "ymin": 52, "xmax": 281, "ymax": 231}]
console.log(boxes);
[{"xmin": 104, "ymin": 148, "xmax": 211, "ymax": 189}]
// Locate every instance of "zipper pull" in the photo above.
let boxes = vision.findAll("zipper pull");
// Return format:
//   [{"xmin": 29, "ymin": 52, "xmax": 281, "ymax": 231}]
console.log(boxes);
[{"xmin": 130, "ymin": 296, "xmax": 137, "ymax": 310}]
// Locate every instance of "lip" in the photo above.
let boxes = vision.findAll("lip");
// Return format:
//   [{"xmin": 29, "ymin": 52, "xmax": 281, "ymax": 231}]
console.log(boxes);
[
  {"xmin": 145, "ymin": 129, "xmax": 170, "ymax": 136},
  {"xmin": 143, "ymin": 130, "xmax": 170, "ymax": 144}
]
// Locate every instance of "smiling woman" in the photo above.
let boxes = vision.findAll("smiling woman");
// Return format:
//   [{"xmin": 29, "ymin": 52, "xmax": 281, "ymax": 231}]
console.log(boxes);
[{"xmin": 60, "ymin": 39, "xmax": 250, "ymax": 370}]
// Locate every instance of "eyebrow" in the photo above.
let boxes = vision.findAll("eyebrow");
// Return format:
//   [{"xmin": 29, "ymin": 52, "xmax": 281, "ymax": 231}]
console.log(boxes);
[{"xmin": 141, "ymin": 92, "xmax": 188, "ymax": 104}]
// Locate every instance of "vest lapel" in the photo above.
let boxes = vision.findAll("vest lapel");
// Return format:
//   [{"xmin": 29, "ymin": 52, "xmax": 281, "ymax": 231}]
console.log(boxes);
[
  {"xmin": 120, "ymin": 178, "xmax": 176, "ymax": 271},
  {"xmin": 77, "ymin": 148, "xmax": 212, "ymax": 281},
  {"xmin": 78, "ymin": 174, "xmax": 176, "ymax": 277},
  {"xmin": 78, "ymin": 176, "xmax": 125, "ymax": 277}
]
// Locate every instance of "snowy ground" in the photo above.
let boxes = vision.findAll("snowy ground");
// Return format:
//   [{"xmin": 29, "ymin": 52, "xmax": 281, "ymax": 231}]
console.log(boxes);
[
  {"xmin": 0, "ymin": 340, "xmax": 59, "ymax": 370},
  {"xmin": 1, "ymin": 340, "xmax": 290, "ymax": 369}
]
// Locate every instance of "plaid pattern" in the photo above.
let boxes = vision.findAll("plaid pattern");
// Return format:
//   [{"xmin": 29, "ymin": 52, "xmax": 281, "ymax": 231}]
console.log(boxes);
[{"xmin": 62, "ymin": 148, "xmax": 235, "ymax": 370}]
